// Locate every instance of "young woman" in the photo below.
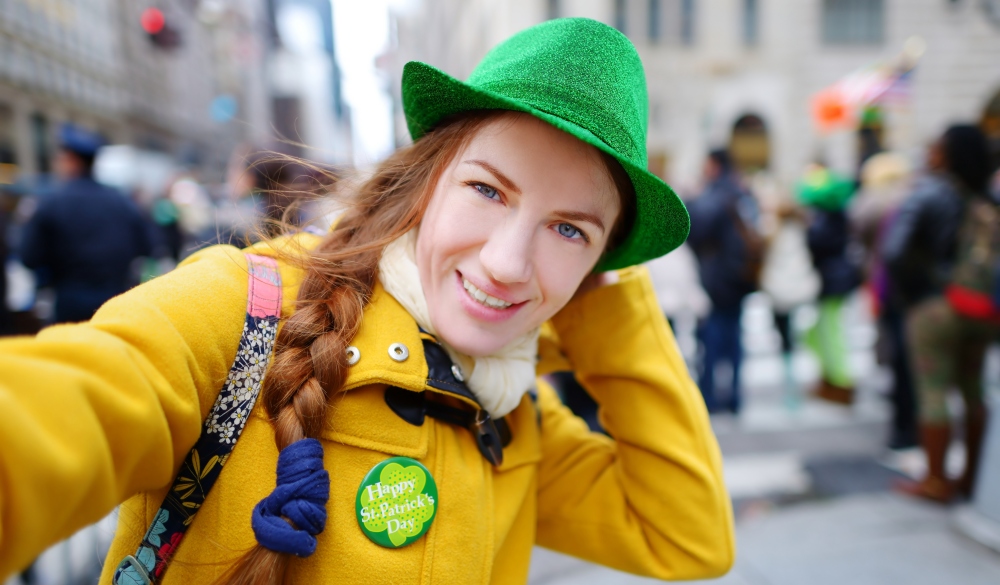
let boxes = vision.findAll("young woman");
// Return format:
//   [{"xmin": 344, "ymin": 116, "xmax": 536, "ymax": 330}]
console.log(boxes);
[{"xmin": 0, "ymin": 18, "xmax": 733, "ymax": 584}]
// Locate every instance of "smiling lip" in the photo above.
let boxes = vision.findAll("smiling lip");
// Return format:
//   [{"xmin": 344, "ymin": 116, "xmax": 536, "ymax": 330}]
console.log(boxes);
[{"xmin": 455, "ymin": 271, "xmax": 525, "ymax": 323}]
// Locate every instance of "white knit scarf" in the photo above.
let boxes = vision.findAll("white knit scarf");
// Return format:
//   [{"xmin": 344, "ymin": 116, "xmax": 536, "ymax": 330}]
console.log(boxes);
[{"xmin": 377, "ymin": 230, "xmax": 539, "ymax": 417}]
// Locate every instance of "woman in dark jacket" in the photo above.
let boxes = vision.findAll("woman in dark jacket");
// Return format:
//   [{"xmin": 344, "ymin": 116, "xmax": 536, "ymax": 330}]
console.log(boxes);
[{"xmin": 884, "ymin": 125, "xmax": 997, "ymax": 503}]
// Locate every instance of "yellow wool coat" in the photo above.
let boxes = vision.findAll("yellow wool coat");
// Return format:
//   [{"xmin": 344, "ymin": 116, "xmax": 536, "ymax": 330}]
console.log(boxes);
[{"xmin": 0, "ymin": 236, "xmax": 734, "ymax": 584}]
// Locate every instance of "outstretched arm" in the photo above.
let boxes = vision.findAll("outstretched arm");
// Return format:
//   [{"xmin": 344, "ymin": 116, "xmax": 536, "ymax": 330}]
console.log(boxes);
[{"xmin": 0, "ymin": 245, "xmax": 255, "ymax": 576}]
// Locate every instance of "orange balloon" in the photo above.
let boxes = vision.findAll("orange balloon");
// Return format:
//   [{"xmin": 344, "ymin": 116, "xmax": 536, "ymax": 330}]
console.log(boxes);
[{"xmin": 812, "ymin": 89, "xmax": 849, "ymax": 130}]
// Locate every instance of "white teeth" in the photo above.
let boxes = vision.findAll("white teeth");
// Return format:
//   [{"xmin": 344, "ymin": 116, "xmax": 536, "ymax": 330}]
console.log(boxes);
[{"xmin": 463, "ymin": 278, "xmax": 513, "ymax": 309}]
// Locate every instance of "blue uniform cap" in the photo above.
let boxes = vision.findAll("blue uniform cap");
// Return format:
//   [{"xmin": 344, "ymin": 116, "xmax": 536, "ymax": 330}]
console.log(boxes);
[{"xmin": 58, "ymin": 123, "xmax": 105, "ymax": 156}]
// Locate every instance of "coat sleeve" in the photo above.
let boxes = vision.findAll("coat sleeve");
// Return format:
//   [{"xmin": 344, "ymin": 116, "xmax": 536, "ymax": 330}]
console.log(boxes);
[
  {"xmin": 0, "ymin": 245, "xmax": 251, "ymax": 577},
  {"xmin": 534, "ymin": 266, "xmax": 735, "ymax": 580}
]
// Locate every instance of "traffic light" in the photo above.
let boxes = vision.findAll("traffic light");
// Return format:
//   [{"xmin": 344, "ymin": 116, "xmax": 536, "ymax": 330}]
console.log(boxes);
[{"xmin": 141, "ymin": 7, "xmax": 181, "ymax": 49}]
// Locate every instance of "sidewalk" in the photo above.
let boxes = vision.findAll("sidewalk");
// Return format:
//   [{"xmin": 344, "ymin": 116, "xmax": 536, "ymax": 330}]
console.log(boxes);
[{"xmin": 527, "ymin": 493, "xmax": 1000, "ymax": 585}]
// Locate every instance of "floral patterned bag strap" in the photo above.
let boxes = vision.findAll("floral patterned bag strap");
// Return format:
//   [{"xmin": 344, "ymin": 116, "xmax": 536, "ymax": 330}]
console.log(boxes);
[{"xmin": 113, "ymin": 253, "xmax": 282, "ymax": 585}]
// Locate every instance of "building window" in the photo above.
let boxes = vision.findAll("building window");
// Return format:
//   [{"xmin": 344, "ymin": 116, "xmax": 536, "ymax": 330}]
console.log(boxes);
[
  {"xmin": 271, "ymin": 97, "xmax": 304, "ymax": 157},
  {"xmin": 649, "ymin": 0, "xmax": 661, "ymax": 42},
  {"xmin": 0, "ymin": 104, "xmax": 17, "ymax": 184},
  {"xmin": 822, "ymin": 0, "xmax": 884, "ymax": 45},
  {"xmin": 614, "ymin": 0, "xmax": 627, "ymax": 34},
  {"xmin": 30, "ymin": 113, "xmax": 50, "ymax": 175},
  {"xmin": 730, "ymin": 114, "xmax": 770, "ymax": 172},
  {"xmin": 650, "ymin": 0, "xmax": 696, "ymax": 46},
  {"xmin": 546, "ymin": 0, "xmax": 560, "ymax": 20},
  {"xmin": 681, "ymin": 0, "xmax": 695, "ymax": 45},
  {"xmin": 743, "ymin": 0, "xmax": 758, "ymax": 46}
]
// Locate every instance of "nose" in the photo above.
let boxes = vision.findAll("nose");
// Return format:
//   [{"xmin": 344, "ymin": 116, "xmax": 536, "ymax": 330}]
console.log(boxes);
[{"xmin": 479, "ymin": 217, "xmax": 534, "ymax": 284}]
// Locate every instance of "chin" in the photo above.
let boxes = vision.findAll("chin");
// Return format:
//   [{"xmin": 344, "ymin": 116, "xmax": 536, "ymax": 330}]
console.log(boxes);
[
  {"xmin": 439, "ymin": 329, "xmax": 509, "ymax": 358},
  {"xmin": 434, "ymin": 318, "xmax": 517, "ymax": 358}
]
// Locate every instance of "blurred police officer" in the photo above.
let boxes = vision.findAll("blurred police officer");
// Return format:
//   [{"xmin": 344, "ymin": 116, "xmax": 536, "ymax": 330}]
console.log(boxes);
[{"xmin": 20, "ymin": 124, "xmax": 151, "ymax": 323}]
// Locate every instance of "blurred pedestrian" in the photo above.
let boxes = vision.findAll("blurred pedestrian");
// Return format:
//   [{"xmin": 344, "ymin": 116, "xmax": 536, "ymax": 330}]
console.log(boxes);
[
  {"xmin": 760, "ymin": 201, "xmax": 820, "ymax": 408},
  {"xmin": 19, "ymin": 124, "xmax": 152, "ymax": 323},
  {"xmin": 687, "ymin": 149, "xmax": 764, "ymax": 413},
  {"xmin": 885, "ymin": 125, "xmax": 999, "ymax": 503},
  {"xmin": 851, "ymin": 152, "xmax": 918, "ymax": 448},
  {"xmin": 645, "ymin": 242, "xmax": 710, "ymax": 362},
  {"xmin": 798, "ymin": 165, "xmax": 862, "ymax": 405}
]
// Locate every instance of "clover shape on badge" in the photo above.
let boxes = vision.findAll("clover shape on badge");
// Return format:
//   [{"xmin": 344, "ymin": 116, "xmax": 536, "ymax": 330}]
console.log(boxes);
[{"xmin": 358, "ymin": 461, "xmax": 436, "ymax": 547}]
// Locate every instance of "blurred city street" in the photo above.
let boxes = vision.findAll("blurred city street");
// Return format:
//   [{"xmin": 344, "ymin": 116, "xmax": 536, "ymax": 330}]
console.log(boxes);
[{"xmin": 3, "ymin": 0, "xmax": 1000, "ymax": 584}]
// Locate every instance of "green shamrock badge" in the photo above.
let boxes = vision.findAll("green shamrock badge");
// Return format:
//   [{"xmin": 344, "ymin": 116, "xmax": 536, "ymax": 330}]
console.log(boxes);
[{"xmin": 355, "ymin": 457, "xmax": 438, "ymax": 548}]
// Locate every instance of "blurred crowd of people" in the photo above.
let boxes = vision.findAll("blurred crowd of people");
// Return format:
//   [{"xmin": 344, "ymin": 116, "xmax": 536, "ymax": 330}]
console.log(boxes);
[
  {"xmin": 4, "ymin": 121, "xmax": 999, "ymax": 511},
  {"xmin": 0, "ymin": 124, "xmax": 338, "ymax": 337},
  {"xmin": 662, "ymin": 122, "xmax": 1000, "ymax": 506}
]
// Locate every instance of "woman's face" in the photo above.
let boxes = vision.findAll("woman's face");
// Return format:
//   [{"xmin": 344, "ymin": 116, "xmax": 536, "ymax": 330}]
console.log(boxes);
[{"xmin": 416, "ymin": 114, "xmax": 621, "ymax": 357}]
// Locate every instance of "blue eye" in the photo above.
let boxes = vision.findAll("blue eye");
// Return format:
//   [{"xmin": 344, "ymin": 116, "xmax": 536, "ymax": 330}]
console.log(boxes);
[
  {"xmin": 556, "ymin": 223, "xmax": 583, "ymax": 240},
  {"xmin": 473, "ymin": 183, "xmax": 500, "ymax": 200}
]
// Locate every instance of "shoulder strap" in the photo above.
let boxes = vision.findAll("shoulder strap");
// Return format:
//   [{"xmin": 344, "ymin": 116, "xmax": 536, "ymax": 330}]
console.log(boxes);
[{"xmin": 113, "ymin": 253, "xmax": 283, "ymax": 585}]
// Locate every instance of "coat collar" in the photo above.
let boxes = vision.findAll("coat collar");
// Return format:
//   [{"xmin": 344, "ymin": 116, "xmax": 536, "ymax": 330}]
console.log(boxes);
[
  {"xmin": 341, "ymin": 282, "xmax": 519, "ymax": 466},
  {"xmin": 341, "ymin": 282, "xmax": 481, "ymax": 409}
]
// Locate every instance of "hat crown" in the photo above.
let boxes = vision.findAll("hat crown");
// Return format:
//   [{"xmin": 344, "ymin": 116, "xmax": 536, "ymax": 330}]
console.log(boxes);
[{"xmin": 466, "ymin": 18, "xmax": 648, "ymax": 166}]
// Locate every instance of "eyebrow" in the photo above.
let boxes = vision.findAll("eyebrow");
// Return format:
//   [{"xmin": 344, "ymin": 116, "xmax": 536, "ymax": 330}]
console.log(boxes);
[
  {"xmin": 463, "ymin": 159, "xmax": 522, "ymax": 194},
  {"xmin": 463, "ymin": 158, "xmax": 606, "ymax": 233},
  {"xmin": 554, "ymin": 210, "xmax": 606, "ymax": 233}
]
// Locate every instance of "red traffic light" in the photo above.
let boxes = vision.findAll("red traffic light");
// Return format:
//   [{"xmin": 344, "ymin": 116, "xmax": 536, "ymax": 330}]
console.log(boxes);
[{"xmin": 140, "ymin": 8, "xmax": 165, "ymax": 34}]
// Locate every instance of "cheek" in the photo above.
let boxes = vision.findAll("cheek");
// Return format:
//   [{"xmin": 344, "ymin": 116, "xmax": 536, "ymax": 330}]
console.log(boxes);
[
  {"xmin": 532, "ymin": 243, "xmax": 593, "ymax": 321},
  {"xmin": 420, "ymin": 192, "xmax": 492, "ymax": 273},
  {"xmin": 417, "ymin": 189, "xmax": 497, "ymax": 314}
]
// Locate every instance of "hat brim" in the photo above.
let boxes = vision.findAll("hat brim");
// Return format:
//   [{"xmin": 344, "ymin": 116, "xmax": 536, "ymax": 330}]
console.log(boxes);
[{"xmin": 402, "ymin": 61, "xmax": 689, "ymax": 272}]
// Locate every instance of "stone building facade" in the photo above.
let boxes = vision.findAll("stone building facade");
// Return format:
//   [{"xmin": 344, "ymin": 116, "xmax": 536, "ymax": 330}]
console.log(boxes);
[
  {"xmin": 0, "ymin": 0, "xmax": 273, "ymax": 182},
  {"xmin": 390, "ymin": 0, "xmax": 1000, "ymax": 194}
]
